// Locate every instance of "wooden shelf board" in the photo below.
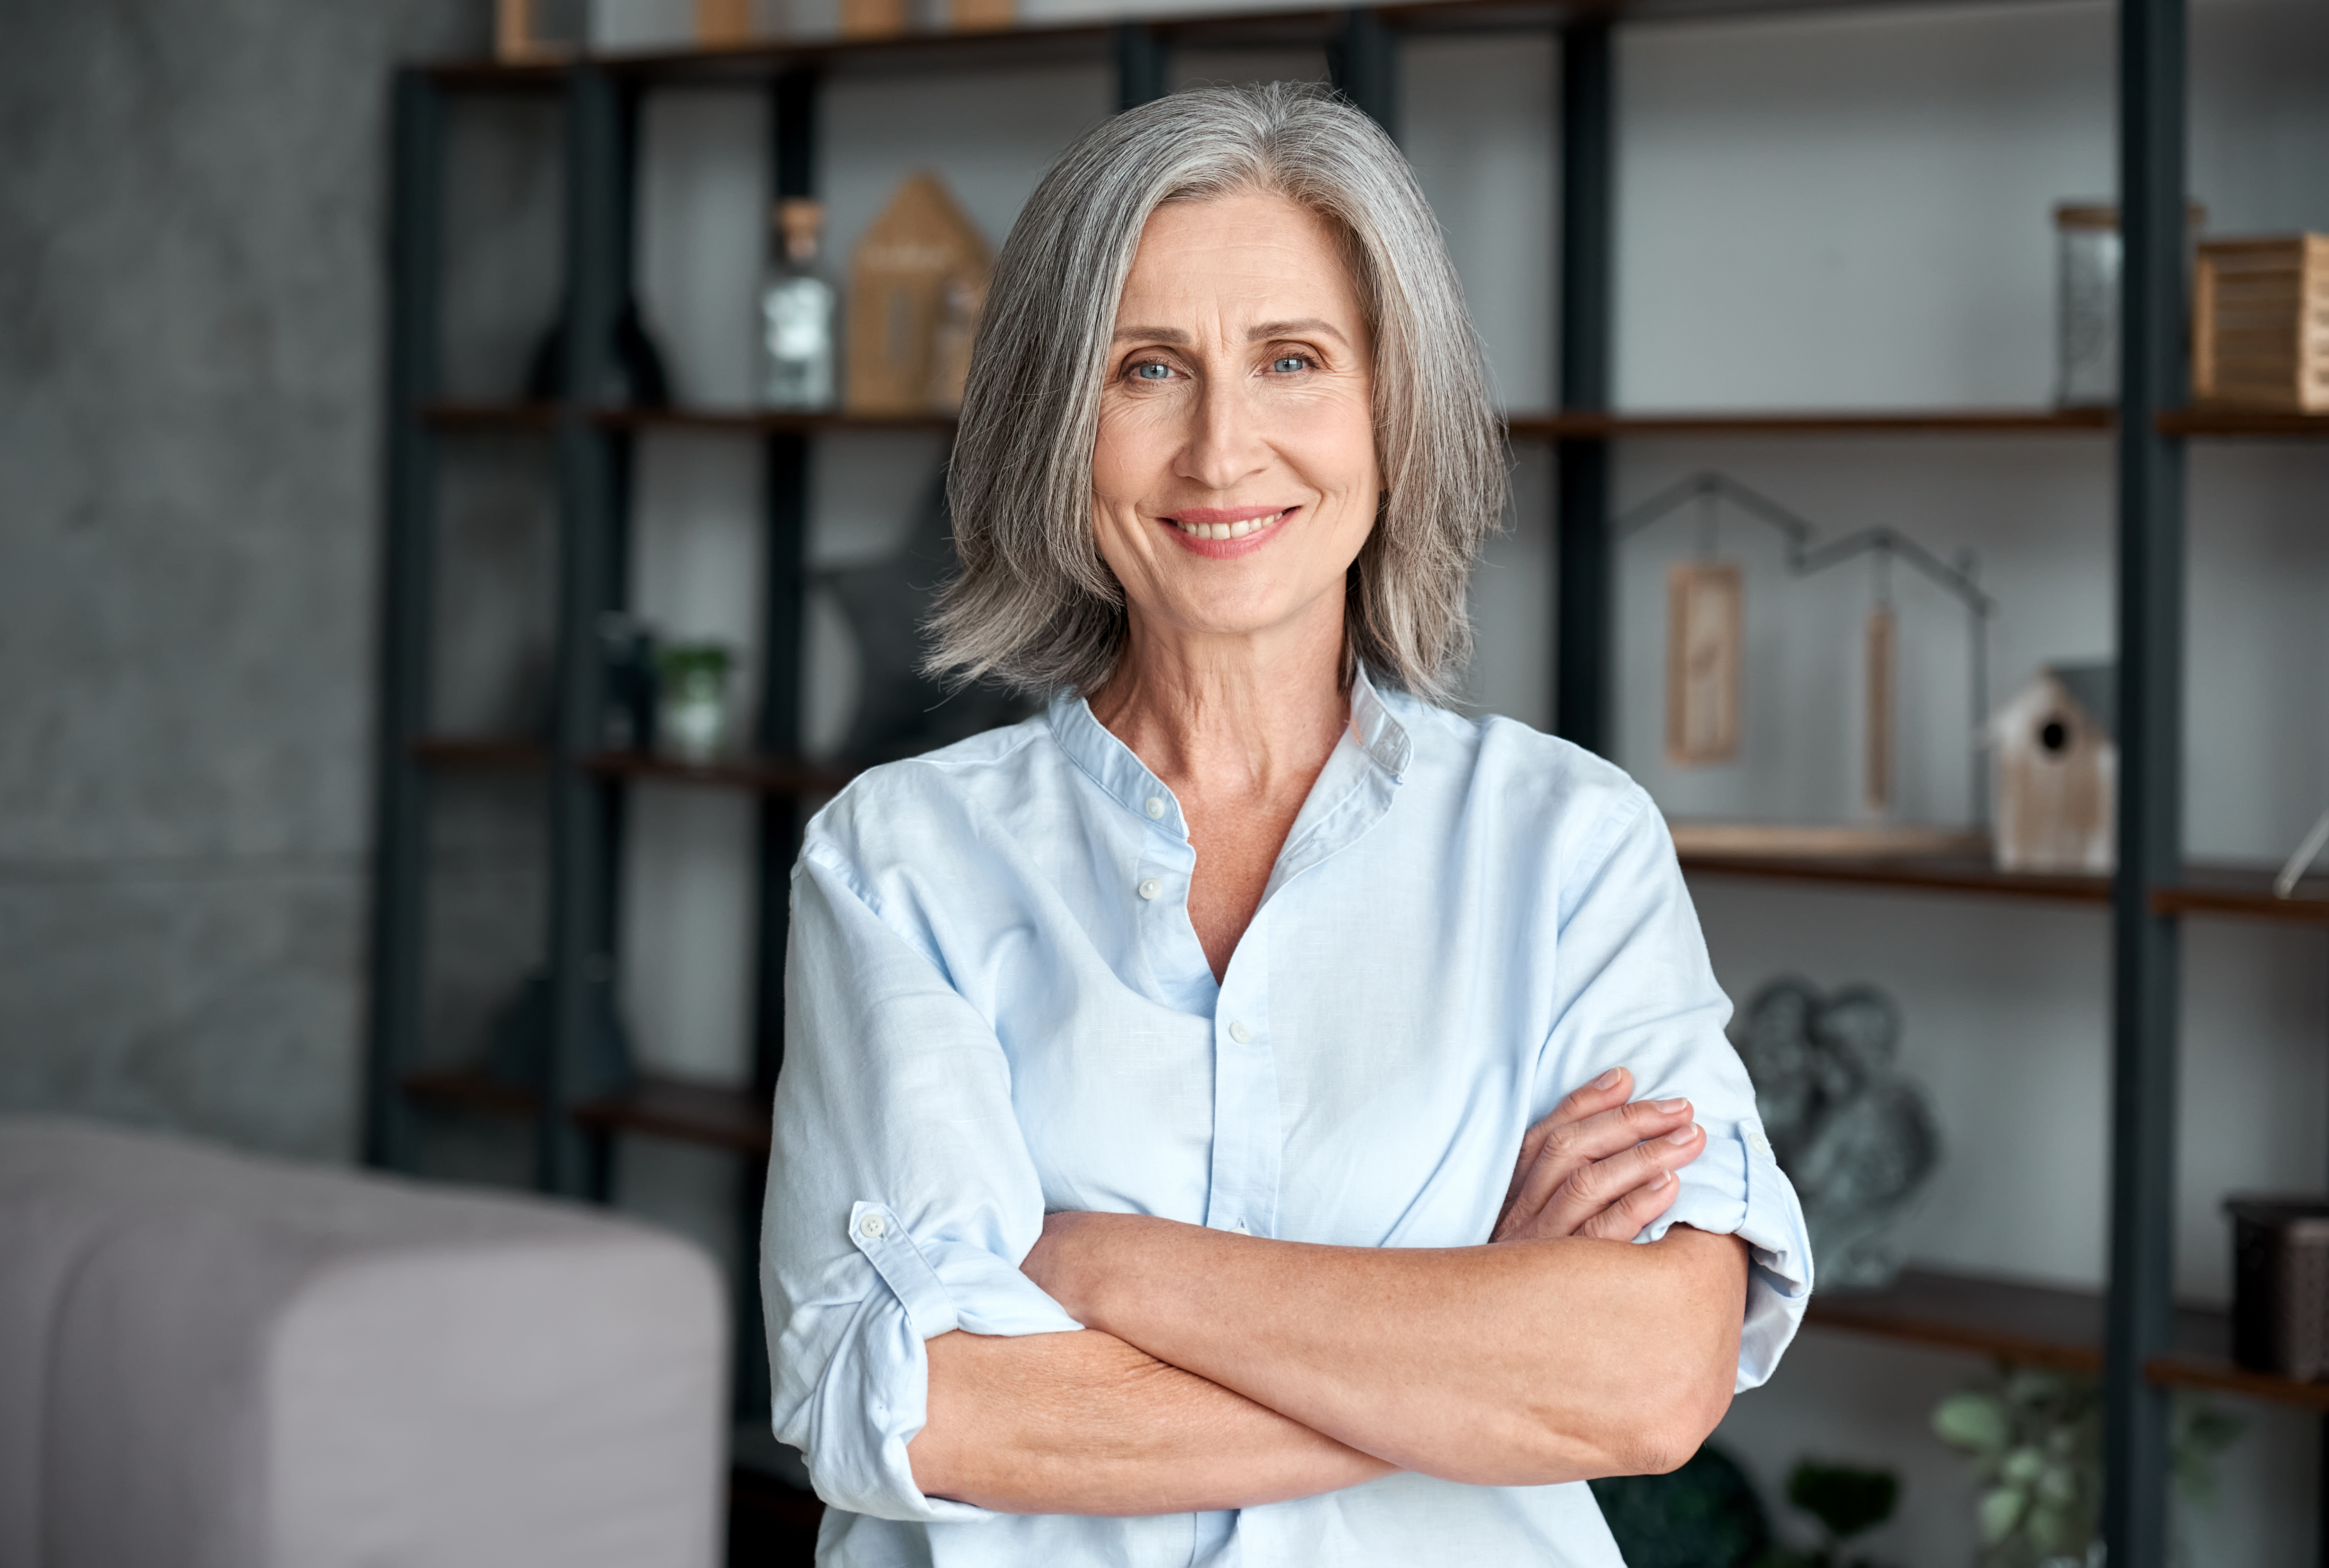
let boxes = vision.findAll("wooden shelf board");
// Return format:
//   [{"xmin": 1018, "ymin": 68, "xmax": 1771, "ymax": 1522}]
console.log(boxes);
[
  {"xmin": 405, "ymin": 1068, "xmax": 772, "ymax": 1156},
  {"xmin": 426, "ymin": 0, "xmax": 2096, "ymax": 86},
  {"xmin": 2152, "ymin": 866, "xmax": 2329, "ymax": 926},
  {"xmin": 1806, "ymin": 1268, "xmax": 2329, "ymax": 1411},
  {"xmin": 1806, "ymin": 1268, "xmax": 2110, "ymax": 1371},
  {"xmin": 402, "ymin": 1067, "xmax": 539, "ymax": 1118},
  {"xmin": 421, "ymin": 401, "xmax": 2127, "ymax": 442},
  {"xmin": 418, "ymin": 401, "xmax": 560, "ymax": 431},
  {"xmin": 584, "ymin": 749, "xmax": 859, "ymax": 797},
  {"xmin": 1679, "ymin": 850, "xmax": 2110, "ymax": 905},
  {"xmin": 1681, "ymin": 849, "xmax": 2329, "ymax": 923},
  {"xmin": 2148, "ymin": 1351, "xmax": 2329, "ymax": 1412},
  {"xmin": 593, "ymin": 407, "xmax": 958, "ymax": 435},
  {"xmin": 1508, "ymin": 408, "xmax": 2112, "ymax": 439},
  {"xmin": 2158, "ymin": 408, "xmax": 2329, "ymax": 439},
  {"xmin": 410, "ymin": 736, "xmax": 550, "ymax": 770},
  {"xmin": 573, "ymin": 1075, "xmax": 771, "ymax": 1156}
]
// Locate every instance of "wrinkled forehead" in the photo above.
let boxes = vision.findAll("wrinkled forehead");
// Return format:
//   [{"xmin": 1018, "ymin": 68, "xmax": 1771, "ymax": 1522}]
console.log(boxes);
[{"xmin": 1116, "ymin": 187, "xmax": 1374, "ymax": 342}]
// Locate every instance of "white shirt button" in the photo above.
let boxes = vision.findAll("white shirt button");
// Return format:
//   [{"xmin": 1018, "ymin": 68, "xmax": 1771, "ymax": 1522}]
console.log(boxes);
[
  {"xmin": 1228, "ymin": 1020, "xmax": 1252, "ymax": 1044},
  {"xmin": 1137, "ymin": 878, "xmax": 1162, "ymax": 901},
  {"xmin": 858, "ymin": 1213, "xmax": 886, "ymax": 1240},
  {"xmin": 1231, "ymin": 1218, "xmax": 1250, "ymax": 1235},
  {"xmin": 1145, "ymin": 796, "xmax": 1166, "ymax": 819},
  {"xmin": 1747, "ymin": 1130, "xmax": 1771, "ymax": 1156}
]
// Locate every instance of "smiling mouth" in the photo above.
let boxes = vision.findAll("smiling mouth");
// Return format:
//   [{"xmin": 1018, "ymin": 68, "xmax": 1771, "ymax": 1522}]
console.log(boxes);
[{"xmin": 1165, "ymin": 506, "xmax": 1296, "ymax": 542}]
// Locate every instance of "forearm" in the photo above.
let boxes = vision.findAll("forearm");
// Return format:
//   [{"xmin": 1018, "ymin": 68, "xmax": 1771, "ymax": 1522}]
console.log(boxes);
[
  {"xmin": 908, "ymin": 1326, "xmax": 1395, "ymax": 1515},
  {"xmin": 1043, "ymin": 1220, "xmax": 1747, "ymax": 1487}
]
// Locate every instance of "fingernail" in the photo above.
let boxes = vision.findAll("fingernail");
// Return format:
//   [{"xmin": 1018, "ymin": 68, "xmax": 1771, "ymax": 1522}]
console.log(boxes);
[
  {"xmin": 1593, "ymin": 1068, "xmax": 1624, "ymax": 1091},
  {"xmin": 1666, "ymin": 1123, "xmax": 1700, "ymax": 1144},
  {"xmin": 1653, "ymin": 1098, "xmax": 1689, "ymax": 1115}
]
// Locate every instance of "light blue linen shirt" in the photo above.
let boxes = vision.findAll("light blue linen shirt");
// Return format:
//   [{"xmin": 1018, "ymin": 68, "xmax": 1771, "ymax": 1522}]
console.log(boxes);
[{"xmin": 763, "ymin": 670, "xmax": 1812, "ymax": 1568}]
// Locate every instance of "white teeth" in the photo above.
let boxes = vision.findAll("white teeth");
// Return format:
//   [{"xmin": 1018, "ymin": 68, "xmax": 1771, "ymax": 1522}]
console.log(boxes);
[{"xmin": 1175, "ymin": 513, "xmax": 1282, "ymax": 540}]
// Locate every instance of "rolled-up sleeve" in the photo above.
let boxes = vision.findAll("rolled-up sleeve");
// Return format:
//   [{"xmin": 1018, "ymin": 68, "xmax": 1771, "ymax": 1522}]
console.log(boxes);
[
  {"xmin": 1536, "ymin": 787, "xmax": 1814, "ymax": 1393},
  {"xmin": 761, "ymin": 845, "xmax": 1083, "ymax": 1523}
]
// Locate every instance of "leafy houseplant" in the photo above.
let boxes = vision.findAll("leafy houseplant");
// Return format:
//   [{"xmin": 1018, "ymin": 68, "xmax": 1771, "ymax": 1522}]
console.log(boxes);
[{"xmin": 1931, "ymin": 1365, "xmax": 2241, "ymax": 1568}]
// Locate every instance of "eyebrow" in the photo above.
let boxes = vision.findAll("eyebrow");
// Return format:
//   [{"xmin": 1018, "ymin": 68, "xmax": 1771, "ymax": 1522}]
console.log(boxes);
[{"xmin": 1108, "ymin": 319, "xmax": 1352, "ymax": 347}]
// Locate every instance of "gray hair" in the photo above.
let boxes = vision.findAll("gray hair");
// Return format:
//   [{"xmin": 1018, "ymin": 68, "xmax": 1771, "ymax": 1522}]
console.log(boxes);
[{"xmin": 926, "ymin": 81, "xmax": 1505, "ymax": 704}]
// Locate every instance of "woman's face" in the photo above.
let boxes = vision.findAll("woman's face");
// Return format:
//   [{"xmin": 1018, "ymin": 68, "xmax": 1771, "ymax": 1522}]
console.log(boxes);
[{"xmin": 1092, "ymin": 189, "xmax": 1379, "ymax": 656}]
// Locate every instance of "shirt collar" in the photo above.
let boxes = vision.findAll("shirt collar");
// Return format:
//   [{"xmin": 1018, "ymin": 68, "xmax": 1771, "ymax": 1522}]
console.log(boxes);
[{"xmin": 1045, "ymin": 664, "xmax": 1413, "ymax": 830}]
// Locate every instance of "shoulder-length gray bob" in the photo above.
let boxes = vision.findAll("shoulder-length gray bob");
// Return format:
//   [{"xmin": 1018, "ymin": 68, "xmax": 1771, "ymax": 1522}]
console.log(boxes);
[{"xmin": 926, "ymin": 81, "xmax": 1505, "ymax": 704}]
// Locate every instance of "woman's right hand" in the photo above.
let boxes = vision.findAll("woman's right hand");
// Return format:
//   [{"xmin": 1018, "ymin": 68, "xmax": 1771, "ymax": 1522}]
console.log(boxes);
[{"xmin": 1492, "ymin": 1067, "xmax": 1706, "ymax": 1243}]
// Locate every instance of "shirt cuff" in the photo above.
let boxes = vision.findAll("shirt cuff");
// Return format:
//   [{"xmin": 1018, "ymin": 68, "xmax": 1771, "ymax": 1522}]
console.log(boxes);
[
  {"xmin": 797, "ymin": 1203, "xmax": 1084, "ymax": 1523},
  {"xmin": 1638, "ymin": 1123, "xmax": 1814, "ymax": 1394}
]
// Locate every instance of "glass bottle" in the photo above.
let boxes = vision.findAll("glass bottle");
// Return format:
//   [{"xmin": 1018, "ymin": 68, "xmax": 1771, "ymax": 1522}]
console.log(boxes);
[
  {"xmin": 2054, "ymin": 204, "xmax": 2120, "ymax": 408},
  {"xmin": 758, "ymin": 199, "xmax": 837, "ymax": 411}
]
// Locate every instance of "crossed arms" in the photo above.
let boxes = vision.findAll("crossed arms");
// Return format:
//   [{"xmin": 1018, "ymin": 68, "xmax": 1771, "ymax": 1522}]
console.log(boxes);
[{"xmin": 907, "ymin": 1069, "xmax": 1750, "ymax": 1515}]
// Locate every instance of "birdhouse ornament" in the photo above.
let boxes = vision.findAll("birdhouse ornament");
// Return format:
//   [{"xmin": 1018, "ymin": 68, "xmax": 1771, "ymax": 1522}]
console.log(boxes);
[
  {"xmin": 844, "ymin": 173, "xmax": 991, "ymax": 416},
  {"xmin": 1990, "ymin": 663, "xmax": 2116, "ymax": 873}
]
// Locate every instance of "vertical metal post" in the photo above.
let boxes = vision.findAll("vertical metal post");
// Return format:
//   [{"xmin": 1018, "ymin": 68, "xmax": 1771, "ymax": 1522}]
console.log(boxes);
[
  {"xmin": 1554, "ymin": 20, "xmax": 1614, "ymax": 756},
  {"xmin": 740, "ymin": 64, "xmax": 822, "ymax": 1427},
  {"xmin": 365, "ymin": 69, "xmax": 444, "ymax": 1174},
  {"xmin": 1115, "ymin": 22, "xmax": 1167, "ymax": 113},
  {"xmin": 2100, "ymin": 0, "xmax": 2187, "ymax": 1559},
  {"xmin": 1330, "ymin": 7, "xmax": 1396, "ymax": 140},
  {"xmin": 542, "ymin": 65, "xmax": 627, "ymax": 1199}
]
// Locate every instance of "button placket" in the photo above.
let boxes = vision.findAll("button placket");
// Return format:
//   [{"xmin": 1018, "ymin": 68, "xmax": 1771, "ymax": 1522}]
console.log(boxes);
[{"xmin": 1203, "ymin": 917, "xmax": 1279, "ymax": 1239}]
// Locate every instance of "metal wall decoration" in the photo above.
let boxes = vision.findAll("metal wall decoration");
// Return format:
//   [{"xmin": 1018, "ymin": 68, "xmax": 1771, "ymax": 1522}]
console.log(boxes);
[
  {"xmin": 1618, "ymin": 472, "xmax": 1994, "ymax": 821},
  {"xmin": 1734, "ymin": 976, "xmax": 1942, "ymax": 1291}
]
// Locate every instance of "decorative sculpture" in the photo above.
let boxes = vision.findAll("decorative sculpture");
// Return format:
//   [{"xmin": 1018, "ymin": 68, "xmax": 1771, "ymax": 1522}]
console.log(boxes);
[{"xmin": 1734, "ymin": 977, "xmax": 1942, "ymax": 1291}]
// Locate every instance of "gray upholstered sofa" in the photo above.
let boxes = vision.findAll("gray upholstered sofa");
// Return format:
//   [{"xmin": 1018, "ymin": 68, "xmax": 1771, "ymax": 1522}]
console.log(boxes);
[{"xmin": 0, "ymin": 1116, "xmax": 728, "ymax": 1568}]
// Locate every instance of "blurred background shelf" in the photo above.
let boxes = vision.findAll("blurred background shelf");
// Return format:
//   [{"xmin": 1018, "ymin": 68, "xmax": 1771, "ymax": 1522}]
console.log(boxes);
[
  {"xmin": 404, "ymin": 1068, "xmax": 770, "ymax": 1156},
  {"xmin": 1806, "ymin": 1269, "xmax": 2329, "ymax": 1413},
  {"xmin": 1510, "ymin": 407, "xmax": 2114, "ymax": 438},
  {"xmin": 410, "ymin": 735, "xmax": 551, "ymax": 770},
  {"xmin": 583, "ymin": 749, "xmax": 858, "ymax": 798}
]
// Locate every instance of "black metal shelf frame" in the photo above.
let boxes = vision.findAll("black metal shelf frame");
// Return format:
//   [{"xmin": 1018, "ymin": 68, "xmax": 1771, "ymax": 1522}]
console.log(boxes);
[{"xmin": 369, "ymin": 3, "xmax": 2300, "ymax": 1557}]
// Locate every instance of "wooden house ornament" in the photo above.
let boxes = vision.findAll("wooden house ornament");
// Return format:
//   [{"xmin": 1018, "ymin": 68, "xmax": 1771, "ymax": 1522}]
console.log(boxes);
[
  {"xmin": 1991, "ymin": 663, "xmax": 2116, "ymax": 873},
  {"xmin": 844, "ymin": 174, "xmax": 991, "ymax": 416}
]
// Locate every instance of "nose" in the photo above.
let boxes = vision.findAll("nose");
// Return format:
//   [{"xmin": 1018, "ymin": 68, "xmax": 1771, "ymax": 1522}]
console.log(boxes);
[{"xmin": 1174, "ymin": 372, "xmax": 1270, "ymax": 494}]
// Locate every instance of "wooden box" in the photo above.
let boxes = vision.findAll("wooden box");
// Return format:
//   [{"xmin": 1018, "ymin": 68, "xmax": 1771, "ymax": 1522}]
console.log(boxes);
[{"xmin": 2193, "ymin": 234, "xmax": 2329, "ymax": 413}]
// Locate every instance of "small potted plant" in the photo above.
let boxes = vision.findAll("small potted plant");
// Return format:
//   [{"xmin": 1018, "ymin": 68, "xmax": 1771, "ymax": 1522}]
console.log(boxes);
[{"xmin": 654, "ymin": 642, "xmax": 735, "ymax": 763}]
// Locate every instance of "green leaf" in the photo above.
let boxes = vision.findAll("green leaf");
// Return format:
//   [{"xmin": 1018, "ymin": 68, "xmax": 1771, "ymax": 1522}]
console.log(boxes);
[
  {"xmin": 1933, "ymin": 1392, "xmax": 2011, "ymax": 1454},
  {"xmin": 1979, "ymin": 1486, "xmax": 2027, "ymax": 1546},
  {"xmin": 2001, "ymin": 1446, "xmax": 2044, "ymax": 1485}
]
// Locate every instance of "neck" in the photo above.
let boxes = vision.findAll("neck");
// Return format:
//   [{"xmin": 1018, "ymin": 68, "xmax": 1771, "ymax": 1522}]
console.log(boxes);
[{"xmin": 1087, "ymin": 609, "xmax": 1351, "ymax": 798}]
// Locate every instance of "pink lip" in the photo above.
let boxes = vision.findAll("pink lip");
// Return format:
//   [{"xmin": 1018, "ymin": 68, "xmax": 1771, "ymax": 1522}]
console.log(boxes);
[{"xmin": 1156, "ymin": 504, "xmax": 1298, "ymax": 560}]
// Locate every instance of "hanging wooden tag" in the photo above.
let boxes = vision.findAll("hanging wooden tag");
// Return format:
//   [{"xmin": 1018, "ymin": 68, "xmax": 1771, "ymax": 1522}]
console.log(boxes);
[
  {"xmin": 1864, "ymin": 604, "xmax": 1896, "ymax": 814},
  {"xmin": 1666, "ymin": 561, "xmax": 1742, "ymax": 766}
]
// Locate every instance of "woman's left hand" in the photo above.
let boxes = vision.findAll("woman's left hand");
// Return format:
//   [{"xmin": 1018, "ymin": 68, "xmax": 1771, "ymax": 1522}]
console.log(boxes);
[{"xmin": 1492, "ymin": 1066, "xmax": 1706, "ymax": 1244}]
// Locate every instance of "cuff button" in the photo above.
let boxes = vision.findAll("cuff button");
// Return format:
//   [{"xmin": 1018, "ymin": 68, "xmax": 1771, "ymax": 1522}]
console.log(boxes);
[{"xmin": 858, "ymin": 1213, "xmax": 887, "ymax": 1240}]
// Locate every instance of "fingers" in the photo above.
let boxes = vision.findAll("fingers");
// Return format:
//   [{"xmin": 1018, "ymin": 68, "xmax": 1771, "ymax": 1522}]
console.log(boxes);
[
  {"xmin": 1503, "ymin": 1067, "xmax": 1630, "ymax": 1208},
  {"xmin": 1540, "ymin": 1120, "xmax": 1706, "ymax": 1239},
  {"xmin": 1498, "ymin": 1094, "xmax": 1696, "ymax": 1239},
  {"xmin": 1570, "ymin": 1162, "xmax": 1686, "ymax": 1242}
]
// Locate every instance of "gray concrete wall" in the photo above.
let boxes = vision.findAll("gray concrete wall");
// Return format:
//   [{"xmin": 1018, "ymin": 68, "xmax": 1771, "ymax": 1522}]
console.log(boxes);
[{"xmin": 0, "ymin": 0, "xmax": 482, "ymax": 1161}]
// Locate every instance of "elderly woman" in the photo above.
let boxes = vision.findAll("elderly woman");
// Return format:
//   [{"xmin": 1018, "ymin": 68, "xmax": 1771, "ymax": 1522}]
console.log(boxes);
[{"xmin": 764, "ymin": 83, "xmax": 1810, "ymax": 1565}]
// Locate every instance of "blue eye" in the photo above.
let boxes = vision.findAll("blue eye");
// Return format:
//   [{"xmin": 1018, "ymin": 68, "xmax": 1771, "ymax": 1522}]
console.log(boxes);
[
  {"xmin": 1271, "ymin": 355, "xmax": 1311, "ymax": 373},
  {"xmin": 1132, "ymin": 361, "xmax": 1172, "ymax": 381}
]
